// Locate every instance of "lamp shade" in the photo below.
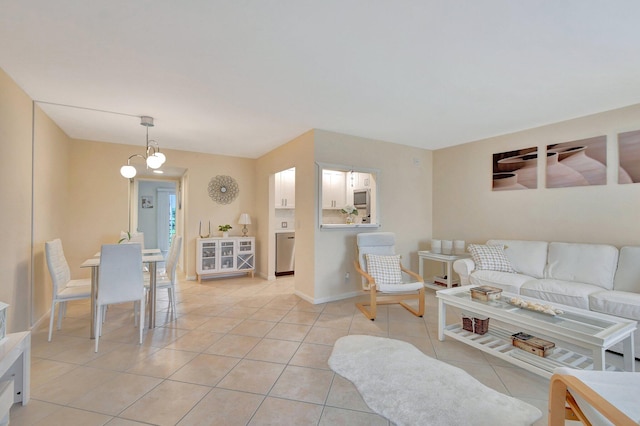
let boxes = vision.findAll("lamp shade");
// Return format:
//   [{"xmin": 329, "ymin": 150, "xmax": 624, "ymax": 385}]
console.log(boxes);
[
  {"xmin": 154, "ymin": 151, "xmax": 166, "ymax": 165},
  {"xmin": 238, "ymin": 213, "xmax": 251, "ymax": 225},
  {"xmin": 146, "ymin": 154, "xmax": 163, "ymax": 169},
  {"xmin": 120, "ymin": 165, "xmax": 137, "ymax": 178}
]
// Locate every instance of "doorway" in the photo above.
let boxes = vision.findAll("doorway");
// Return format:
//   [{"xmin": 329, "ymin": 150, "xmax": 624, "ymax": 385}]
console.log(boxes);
[{"xmin": 135, "ymin": 179, "xmax": 177, "ymax": 256}]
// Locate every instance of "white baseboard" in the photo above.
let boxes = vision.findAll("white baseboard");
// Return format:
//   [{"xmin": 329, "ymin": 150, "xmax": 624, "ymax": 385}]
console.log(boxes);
[
  {"xmin": 294, "ymin": 290, "xmax": 362, "ymax": 305},
  {"xmin": 32, "ymin": 311, "xmax": 50, "ymax": 332}
]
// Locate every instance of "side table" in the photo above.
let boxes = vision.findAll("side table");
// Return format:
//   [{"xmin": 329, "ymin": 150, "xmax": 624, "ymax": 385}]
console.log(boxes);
[{"xmin": 418, "ymin": 250, "xmax": 470, "ymax": 291}]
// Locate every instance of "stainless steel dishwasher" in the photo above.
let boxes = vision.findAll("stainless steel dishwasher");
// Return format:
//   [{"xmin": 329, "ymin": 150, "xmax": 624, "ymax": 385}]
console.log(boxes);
[{"xmin": 275, "ymin": 232, "xmax": 295, "ymax": 276}]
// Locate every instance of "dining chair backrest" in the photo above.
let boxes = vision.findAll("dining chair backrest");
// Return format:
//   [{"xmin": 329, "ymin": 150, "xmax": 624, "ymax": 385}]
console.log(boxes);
[
  {"xmin": 166, "ymin": 236, "xmax": 182, "ymax": 282},
  {"xmin": 45, "ymin": 239, "xmax": 71, "ymax": 293},
  {"xmin": 98, "ymin": 244, "xmax": 144, "ymax": 305}
]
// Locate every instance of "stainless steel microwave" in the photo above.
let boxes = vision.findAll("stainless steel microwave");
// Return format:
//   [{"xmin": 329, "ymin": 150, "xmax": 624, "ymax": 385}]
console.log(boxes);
[{"xmin": 353, "ymin": 189, "xmax": 370, "ymax": 208}]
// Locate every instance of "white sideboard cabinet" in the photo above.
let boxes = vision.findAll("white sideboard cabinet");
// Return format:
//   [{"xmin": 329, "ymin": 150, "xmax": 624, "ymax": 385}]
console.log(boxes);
[
  {"xmin": 196, "ymin": 237, "xmax": 255, "ymax": 282},
  {"xmin": 0, "ymin": 331, "xmax": 30, "ymax": 425}
]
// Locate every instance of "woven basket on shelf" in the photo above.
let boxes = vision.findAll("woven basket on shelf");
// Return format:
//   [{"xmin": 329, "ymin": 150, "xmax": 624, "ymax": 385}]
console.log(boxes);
[{"xmin": 462, "ymin": 315, "xmax": 489, "ymax": 335}]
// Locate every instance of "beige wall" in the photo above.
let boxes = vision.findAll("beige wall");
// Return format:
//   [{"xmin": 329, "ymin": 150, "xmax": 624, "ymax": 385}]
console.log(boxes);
[
  {"xmin": 159, "ymin": 148, "xmax": 256, "ymax": 279},
  {"xmin": 0, "ymin": 68, "xmax": 33, "ymax": 332},
  {"xmin": 61, "ymin": 140, "xmax": 257, "ymax": 280},
  {"xmin": 32, "ymin": 107, "xmax": 73, "ymax": 324},
  {"xmin": 433, "ymin": 104, "xmax": 640, "ymax": 247},
  {"xmin": 255, "ymin": 131, "xmax": 316, "ymax": 298},
  {"xmin": 314, "ymin": 130, "xmax": 433, "ymax": 302}
]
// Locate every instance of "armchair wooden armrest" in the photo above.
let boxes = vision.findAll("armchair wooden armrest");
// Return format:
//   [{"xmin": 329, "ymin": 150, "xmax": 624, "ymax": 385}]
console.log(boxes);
[
  {"xmin": 400, "ymin": 264, "xmax": 424, "ymax": 283},
  {"xmin": 354, "ymin": 260, "xmax": 376, "ymax": 288},
  {"xmin": 549, "ymin": 372, "xmax": 638, "ymax": 426}
]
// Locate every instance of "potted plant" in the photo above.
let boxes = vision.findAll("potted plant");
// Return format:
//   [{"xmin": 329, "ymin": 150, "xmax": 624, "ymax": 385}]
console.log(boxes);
[
  {"xmin": 219, "ymin": 224, "xmax": 232, "ymax": 237},
  {"xmin": 118, "ymin": 231, "xmax": 132, "ymax": 244},
  {"xmin": 341, "ymin": 205, "xmax": 358, "ymax": 224}
]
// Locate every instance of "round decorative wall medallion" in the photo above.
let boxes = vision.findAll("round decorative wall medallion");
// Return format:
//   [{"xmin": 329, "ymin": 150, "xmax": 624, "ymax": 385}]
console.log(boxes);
[{"xmin": 208, "ymin": 175, "xmax": 239, "ymax": 204}]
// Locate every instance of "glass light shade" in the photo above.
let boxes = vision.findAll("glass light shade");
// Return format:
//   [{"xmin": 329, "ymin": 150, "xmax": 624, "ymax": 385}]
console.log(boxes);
[
  {"xmin": 146, "ymin": 154, "xmax": 163, "ymax": 169},
  {"xmin": 120, "ymin": 165, "xmax": 137, "ymax": 178},
  {"xmin": 154, "ymin": 151, "xmax": 166, "ymax": 165},
  {"xmin": 238, "ymin": 213, "xmax": 251, "ymax": 225}
]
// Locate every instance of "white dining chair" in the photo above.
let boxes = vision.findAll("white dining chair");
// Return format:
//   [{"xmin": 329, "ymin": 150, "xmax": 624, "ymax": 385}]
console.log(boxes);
[
  {"xmin": 145, "ymin": 236, "xmax": 182, "ymax": 315},
  {"xmin": 45, "ymin": 239, "xmax": 92, "ymax": 342},
  {"xmin": 95, "ymin": 243, "xmax": 145, "ymax": 352}
]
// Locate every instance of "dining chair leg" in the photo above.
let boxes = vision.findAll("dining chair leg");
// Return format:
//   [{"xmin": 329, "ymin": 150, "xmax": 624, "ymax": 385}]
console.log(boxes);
[
  {"xmin": 57, "ymin": 302, "xmax": 64, "ymax": 330},
  {"xmin": 48, "ymin": 300, "xmax": 56, "ymax": 342},
  {"xmin": 139, "ymin": 296, "xmax": 145, "ymax": 344},
  {"xmin": 94, "ymin": 305, "xmax": 101, "ymax": 352}
]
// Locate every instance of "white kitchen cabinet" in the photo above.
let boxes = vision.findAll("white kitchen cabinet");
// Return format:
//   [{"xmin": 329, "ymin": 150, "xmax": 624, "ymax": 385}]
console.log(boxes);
[
  {"xmin": 353, "ymin": 172, "xmax": 372, "ymax": 189},
  {"xmin": 322, "ymin": 170, "xmax": 346, "ymax": 209},
  {"xmin": 196, "ymin": 237, "xmax": 255, "ymax": 282},
  {"xmin": 275, "ymin": 168, "xmax": 295, "ymax": 208}
]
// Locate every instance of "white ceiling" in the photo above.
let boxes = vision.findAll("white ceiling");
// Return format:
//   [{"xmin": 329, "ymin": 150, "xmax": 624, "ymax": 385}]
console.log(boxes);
[{"xmin": 2, "ymin": 1, "xmax": 640, "ymax": 159}]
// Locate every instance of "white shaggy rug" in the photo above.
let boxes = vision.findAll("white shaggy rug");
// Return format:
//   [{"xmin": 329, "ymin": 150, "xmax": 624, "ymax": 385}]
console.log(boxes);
[{"xmin": 328, "ymin": 335, "xmax": 542, "ymax": 426}]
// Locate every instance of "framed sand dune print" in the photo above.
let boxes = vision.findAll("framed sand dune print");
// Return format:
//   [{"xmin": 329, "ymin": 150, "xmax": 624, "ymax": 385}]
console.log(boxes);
[
  {"xmin": 492, "ymin": 147, "xmax": 537, "ymax": 191},
  {"xmin": 618, "ymin": 130, "xmax": 640, "ymax": 183},
  {"xmin": 546, "ymin": 135, "xmax": 607, "ymax": 188}
]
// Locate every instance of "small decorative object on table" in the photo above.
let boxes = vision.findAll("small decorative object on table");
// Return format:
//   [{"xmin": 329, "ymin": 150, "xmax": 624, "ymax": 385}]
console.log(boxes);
[
  {"xmin": 219, "ymin": 224, "xmax": 232, "ymax": 238},
  {"xmin": 341, "ymin": 205, "xmax": 358, "ymax": 224},
  {"xmin": 462, "ymin": 312, "xmax": 489, "ymax": 335},
  {"xmin": 508, "ymin": 297, "xmax": 564, "ymax": 316},
  {"xmin": 470, "ymin": 285, "xmax": 502, "ymax": 301},
  {"xmin": 434, "ymin": 275, "xmax": 459, "ymax": 287},
  {"xmin": 511, "ymin": 332, "xmax": 555, "ymax": 357}
]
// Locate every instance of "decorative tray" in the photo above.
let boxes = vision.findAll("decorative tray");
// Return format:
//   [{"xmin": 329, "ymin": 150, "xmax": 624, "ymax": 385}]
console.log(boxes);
[{"xmin": 507, "ymin": 297, "xmax": 564, "ymax": 316}]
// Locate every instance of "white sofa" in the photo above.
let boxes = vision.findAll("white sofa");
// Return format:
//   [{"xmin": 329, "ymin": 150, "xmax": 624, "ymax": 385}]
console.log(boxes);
[{"xmin": 453, "ymin": 240, "xmax": 640, "ymax": 357}]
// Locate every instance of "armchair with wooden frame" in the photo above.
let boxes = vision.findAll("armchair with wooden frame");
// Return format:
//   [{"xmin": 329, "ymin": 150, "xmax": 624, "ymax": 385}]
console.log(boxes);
[
  {"xmin": 549, "ymin": 367, "xmax": 640, "ymax": 426},
  {"xmin": 354, "ymin": 232, "xmax": 425, "ymax": 321}
]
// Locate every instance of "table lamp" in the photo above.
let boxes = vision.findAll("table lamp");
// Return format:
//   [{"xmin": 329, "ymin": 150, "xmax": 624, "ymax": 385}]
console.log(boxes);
[{"xmin": 238, "ymin": 213, "xmax": 251, "ymax": 237}]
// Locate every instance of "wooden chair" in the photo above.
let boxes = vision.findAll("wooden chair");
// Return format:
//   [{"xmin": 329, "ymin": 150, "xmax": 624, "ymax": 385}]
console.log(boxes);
[
  {"xmin": 354, "ymin": 232, "xmax": 425, "ymax": 320},
  {"xmin": 549, "ymin": 367, "xmax": 640, "ymax": 426}
]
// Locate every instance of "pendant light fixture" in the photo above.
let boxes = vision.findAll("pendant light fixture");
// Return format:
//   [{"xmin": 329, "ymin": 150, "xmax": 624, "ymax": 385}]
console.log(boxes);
[{"xmin": 120, "ymin": 116, "xmax": 167, "ymax": 178}]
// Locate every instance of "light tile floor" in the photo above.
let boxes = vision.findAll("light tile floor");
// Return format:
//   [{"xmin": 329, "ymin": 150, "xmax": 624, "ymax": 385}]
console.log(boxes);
[{"xmin": 11, "ymin": 275, "xmax": 639, "ymax": 425}]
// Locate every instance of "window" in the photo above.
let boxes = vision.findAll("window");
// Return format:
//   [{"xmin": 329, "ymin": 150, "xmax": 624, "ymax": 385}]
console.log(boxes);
[{"xmin": 317, "ymin": 163, "xmax": 380, "ymax": 228}]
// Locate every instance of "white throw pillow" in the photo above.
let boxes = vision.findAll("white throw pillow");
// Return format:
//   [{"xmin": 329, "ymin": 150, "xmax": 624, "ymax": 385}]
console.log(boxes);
[
  {"xmin": 366, "ymin": 254, "xmax": 402, "ymax": 285},
  {"xmin": 468, "ymin": 244, "xmax": 515, "ymax": 273}
]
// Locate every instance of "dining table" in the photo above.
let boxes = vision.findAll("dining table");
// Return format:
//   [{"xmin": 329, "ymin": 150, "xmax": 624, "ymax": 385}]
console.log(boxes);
[{"xmin": 81, "ymin": 247, "xmax": 165, "ymax": 338}]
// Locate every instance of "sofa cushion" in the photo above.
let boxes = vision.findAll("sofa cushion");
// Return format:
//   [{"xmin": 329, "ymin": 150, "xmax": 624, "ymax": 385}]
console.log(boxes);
[
  {"xmin": 613, "ymin": 246, "xmax": 640, "ymax": 293},
  {"xmin": 520, "ymin": 279, "xmax": 604, "ymax": 310},
  {"xmin": 487, "ymin": 240, "xmax": 548, "ymax": 279},
  {"xmin": 470, "ymin": 270, "xmax": 536, "ymax": 294},
  {"xmin": 589, "ymin": 291, "xmax": 640, "ymax": 321},
  {"xmin": 467, "ymin": 244, "xmax": 514, "ymax": 273},
  {"xmin": 544, "ymin": 242, "xmax": 618, "ymax": 290}
]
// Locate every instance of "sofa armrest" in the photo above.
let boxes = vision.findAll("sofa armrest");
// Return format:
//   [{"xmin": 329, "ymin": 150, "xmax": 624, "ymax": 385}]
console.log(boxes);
[{"xmin": 454, "ymin": 258, "xmax": 476, "ymax": 285}]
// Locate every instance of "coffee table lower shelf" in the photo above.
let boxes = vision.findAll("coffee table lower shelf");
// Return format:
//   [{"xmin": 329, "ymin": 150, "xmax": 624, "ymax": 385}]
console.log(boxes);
[{"xmin": 443, "ymin": 324, "xmax": 620, "ymax": 379}]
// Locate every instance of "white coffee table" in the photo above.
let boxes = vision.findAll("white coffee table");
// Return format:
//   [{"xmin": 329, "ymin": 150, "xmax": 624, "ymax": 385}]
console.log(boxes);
[{"xmin": 437, "ymin": 286, "xmax": 636, "ymax": 378}]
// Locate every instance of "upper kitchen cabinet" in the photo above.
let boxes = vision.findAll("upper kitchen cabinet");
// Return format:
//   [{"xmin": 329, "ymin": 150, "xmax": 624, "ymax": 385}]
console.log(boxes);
[
  {"xmin": 353, "ymin": 171, "xmax": 372, "ymax": 189},
  {"xmin": 322, "ymin": 169, "xmax": 346, "ymax": 209},
  {"xmin": 275, "ymin": 168, "xmax": 295, "ymax": 209}
]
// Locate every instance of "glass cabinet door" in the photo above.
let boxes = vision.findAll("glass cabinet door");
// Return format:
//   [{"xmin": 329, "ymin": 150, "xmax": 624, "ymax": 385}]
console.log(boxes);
[
  {"xmin": 201, "ymin": 242, "xmax": 217, "ymax": 271},
  {"xmin": 220, "ymin": 240, "xmax": 235, "ymax": 270}
]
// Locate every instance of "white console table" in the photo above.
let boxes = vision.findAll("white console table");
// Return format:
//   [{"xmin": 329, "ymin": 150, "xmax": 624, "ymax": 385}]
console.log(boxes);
[
  {"xmin": 418, "ymin": 251, "xmax": 470, "ymax": 291},
  {"xmin": 0, "ymin": 331, "xmax": 30, "ymax": 424}
]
